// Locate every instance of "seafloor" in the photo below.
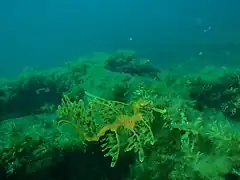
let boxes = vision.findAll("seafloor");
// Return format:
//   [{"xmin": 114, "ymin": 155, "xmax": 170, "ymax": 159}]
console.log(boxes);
[{"xmin": 0, "ymin": 50, "xmax": 239, "ymax": 180}]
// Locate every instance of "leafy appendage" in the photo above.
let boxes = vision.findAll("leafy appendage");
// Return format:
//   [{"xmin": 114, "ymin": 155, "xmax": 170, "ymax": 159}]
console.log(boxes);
[
  {"xmin": 124, "ymin": 119, "xmax": 155, "ymax": 162},
  {"xmin": 57, "ymin": 95, "xmax": 85, "ymax": 122},
  {"xmin": 124, "ymin": 128, "xmax": 145, "ymax": 162},
  {"xmin": 135, "ymin": 120, "xmax": 155, "ymax": 146},
  {"xmin": 100, "ymin": 131, "xmax": 120, "ymax": 167},
  {"xmin": 56, "ymin": 95, "xmax": 98, "ymax": 137}
]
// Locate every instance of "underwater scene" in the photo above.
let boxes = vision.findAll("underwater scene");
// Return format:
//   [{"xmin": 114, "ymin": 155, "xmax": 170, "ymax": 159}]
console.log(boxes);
[
  {"xmin": 0, "ymin": 1, "xmax": 240, "ymax": 180},
  {"xmin": 0, "ymin": 51, "xmax": 240, "ymax": 180}
]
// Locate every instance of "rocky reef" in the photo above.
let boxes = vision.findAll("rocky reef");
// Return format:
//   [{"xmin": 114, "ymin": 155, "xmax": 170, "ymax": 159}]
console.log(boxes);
[{"xmin": 0, "ymin": 50, "xmax": 239, "ymax": 180}]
